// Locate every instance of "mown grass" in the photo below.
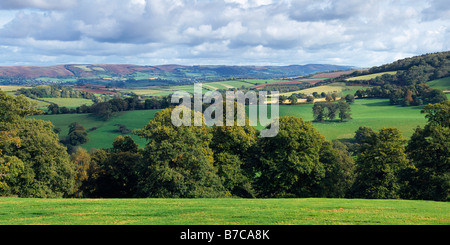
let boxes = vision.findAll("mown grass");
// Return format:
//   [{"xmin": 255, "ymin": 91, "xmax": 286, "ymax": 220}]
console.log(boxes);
[{"xmin": 0, "ymin": 198, "xmax": 447, "ymax": 225}]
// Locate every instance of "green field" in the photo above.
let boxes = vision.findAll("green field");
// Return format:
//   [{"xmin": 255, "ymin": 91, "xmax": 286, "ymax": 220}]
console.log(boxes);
[
  {"xmin": 428, "ymin": 77, "xmax": 450, "ymax": 91},
  {"xmin": 254, "ymin": 98, "xmax": 427, "ymax": 140},
  {"xmin": 279, "ymin": 82, "xmax": 367, "ymax": 97},
  {"xmin": 33, "ymin": 109, "xmax": 160, "ymax": 150},
  {"xmin": 346, "ymin": 71, "xmax": 398, "ymax": 81},
  {"xmin": 39, "ymin": 98, "xmax": 94, "ymax": 108},
  {"xmin": 33, "ymin": 97, "xmax": 428, "ymax": 150},
  {"xmin": 122, "ymin": 79, "xmax": 284, "ymax": 97},
  {"xmin": 0, "ymin": 197, "xmax": 447, "ymax": 225}
]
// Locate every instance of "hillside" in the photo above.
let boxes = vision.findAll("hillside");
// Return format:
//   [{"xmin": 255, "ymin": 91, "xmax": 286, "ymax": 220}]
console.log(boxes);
[
  {"xmin": 0, "ymin": 63, "xmax": 354, "ymax": 86},
  {"xmin": 326, "ymin": 51, "xmax": 450, "ymax": 86}
]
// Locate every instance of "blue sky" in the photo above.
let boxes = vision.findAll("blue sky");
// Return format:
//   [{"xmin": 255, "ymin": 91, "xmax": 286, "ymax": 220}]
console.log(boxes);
[{"xmin": 0, "ymin": 0, "xmax": 448, "ymax": 67}]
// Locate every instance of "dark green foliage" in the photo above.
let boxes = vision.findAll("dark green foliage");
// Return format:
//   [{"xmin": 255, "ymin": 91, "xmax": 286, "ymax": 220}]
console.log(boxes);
[
  {"xmin": 255, "ymin": 117, "xmax": 327, "ymax": 197},
  {"xmin": 356, "ymin": 83, "xmax": 447, "ymax": 106},
  {"xmin": 348, "ymin": 51, "xmax": 450, "ymax": 87},
  {"xmin": 350, "ymin": 128, "xmax": 412, "ymax": 199},
  {"xmin": 0, "ymin": 91, "xmax": 76, "ymax": 197},
  {"xmin": 313, "ymin": 101, "xmax": 352, "ymax": 122},
  {"xmin": 404, "ymin": 101, "xmax": 450, "ymax": 201},
  {"xmin": 17, "ymin": 85, "xmax": 94, "ymax": 100},
  {"xmin": 134, "ymin": 108, "xmax": 227, "ymax": 198}
]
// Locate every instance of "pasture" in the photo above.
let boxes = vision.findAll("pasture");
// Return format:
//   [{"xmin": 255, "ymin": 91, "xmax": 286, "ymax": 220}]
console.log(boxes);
[
  {"xmin": 253, "ymin": 98, "xmax": 427, "ymax": 140},
  {"xmin": 279, "ymin": 82, "xmax": 366, "ymax": 97},
  {"xmin": 122, "ymin": 79, "xmax": 284, "ymax": 97},
  {"xmin": 32, "ymin": 97, "xmax": 428, "ymax": 150},
  {"xmin": 38, "ymin": 98, "xmax": 94, "ymax": 108},
  {"xmin": 32, "ymin": 109, "xmax": 160, "ymax": 150},
  {"xmin": 345, "ymin": 71, "xmax": 398, "ymax": 81},
  {"xmin": 428, "ymin": 77, "xmax": 450, "ymax": 91},
  {"xmin": 0, "ymin": 197, "xmax": 447, "ymax": 225}
]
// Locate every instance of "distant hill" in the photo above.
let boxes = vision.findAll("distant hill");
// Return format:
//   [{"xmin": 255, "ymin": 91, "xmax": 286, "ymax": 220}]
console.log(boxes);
[{"xmin": 0, "ymin": 63, "xmax": 355, "ymax": 86}]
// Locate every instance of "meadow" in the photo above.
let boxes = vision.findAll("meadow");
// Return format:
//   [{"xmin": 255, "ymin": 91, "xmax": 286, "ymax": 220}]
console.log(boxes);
[
  {"xmin": 279, "ymin": 82, "xmax": 367, "ymax": 97},
  {"xmin": 33, "ymin": 109, "xmax": 160, "ymax": 150},
  {"xmin": 428, "ymin": 76, "xmax": 450, "ymax": 91},
  {"xmin": 345, "ymin": 71, "xmax": 398, "ymax": 81},
  {"xmin": 254, "ymin": 98, "xmax": 427, "ymax": 140},
  {"xmin": 0, "ymin": 197, "xmax": 448, "ymax": 225},
  {"xmin": 31, "ymin": 96, "xmax": 428, "ymax": 150}
]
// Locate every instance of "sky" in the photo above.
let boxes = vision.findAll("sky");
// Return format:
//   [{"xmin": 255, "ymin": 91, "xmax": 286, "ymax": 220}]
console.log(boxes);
[{"xmin": 0, "ymin": 0, "xmax": 448, "ymax": 68}]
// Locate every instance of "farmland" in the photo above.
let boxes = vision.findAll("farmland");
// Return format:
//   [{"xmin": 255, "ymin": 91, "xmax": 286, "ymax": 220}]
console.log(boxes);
[
  {"xmin": 0, "ymin": 197, "xmax": 448, "ymax": 225},
  {"xmin": 345, "ymin": 71, "xmax": 398, "ymax": 81},
  {"xmin": 31, "ymin": 96, "xmax": 428, "ymax": 150},
  {"xmin": 32, "ymin": 109, "xmax": 159, "ymax": 150},
  {"xmin": 253, "ymin": 97, "xmax": 427, "ymax": 140},
  {"xmin": 279, "ymin": 82, "xmax": 367, "ymax": 97},
  {"xmin": 428, "ymin": 76, "xmax": 450, "ymax": 91}
]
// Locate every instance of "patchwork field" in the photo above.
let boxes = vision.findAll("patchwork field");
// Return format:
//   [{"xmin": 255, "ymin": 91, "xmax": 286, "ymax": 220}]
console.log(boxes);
[
  {"xmin": 122, "ymin": 79, "xmax": 285, "ymax": 97},
  {"xmin": 279, "ymin": 82, "xmax": 367, "ymax": 97},
  {"xmin": 31, "ymin": 96, "xmax": 429, "ymax": 151}
]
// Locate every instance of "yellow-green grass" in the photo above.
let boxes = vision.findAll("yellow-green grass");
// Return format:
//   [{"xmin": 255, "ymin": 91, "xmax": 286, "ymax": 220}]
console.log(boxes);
[
  {"xmin": 346, "ymin": 71, "xmax": 398, "ymax": 81},
  {"xmin": 279, "ymin": 83, "xmax": 367, "ymax": 97},
  {"xmin": 0, "ymin": 197, "xmax": 448, "ymax": 225},
  {"xmin": 0, "ymin": 85, "xmax": 32, "ymax": 92},
  {"xmin": 26, "ymin": 97, "xmax": 52, "ymax": 108},
  {"xmin": 39, "ymin": 98, "xmax": 94, "ymax": 108},
  {"xmin": 33, "ymin": 98, "xmax": 428, "ymax": 150}
]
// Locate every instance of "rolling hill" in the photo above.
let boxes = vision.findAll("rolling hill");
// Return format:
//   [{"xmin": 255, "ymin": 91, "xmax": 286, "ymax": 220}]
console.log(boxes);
[{"xmin": 0, "ymin": 63, "xmax": 354, "ymax": 86}]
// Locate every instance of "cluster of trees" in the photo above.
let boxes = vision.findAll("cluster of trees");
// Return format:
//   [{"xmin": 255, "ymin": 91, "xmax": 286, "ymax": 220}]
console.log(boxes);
[
  {"xmin": 347, "ymin": 51, "xmax": 450, "ymax": 86},
  {"xmin": 47, "ymin": 95, "xmax": 173, "ymax": 119},
  {"xmin": 312, "ymin": 100, "xmax": 352, "ymax": 122},
  {"xmin": 355, "ymin": 83, "xmax": 447, "ymax": 106},
  {"xmin": 1, "ymin": 90, "xmax": 447, "ymax": 201},
  {"xmin": 278, "ymin": 91, "xmax": 348, "ymax": 105},
  {"xmin": 17, "ymin": 85, "xmax": 96, "ymax": 100},
  {"xmin": 259, "ymin": 83, "xmax": 310, "ymax": 93},
  {"xmin": 59, "ymin": 122, "xmax": 89, "ymax": 154}
]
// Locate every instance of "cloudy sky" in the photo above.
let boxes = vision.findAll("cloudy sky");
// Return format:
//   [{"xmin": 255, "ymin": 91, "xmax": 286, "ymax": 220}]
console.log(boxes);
[{"xmin": 0, "ymin": 0, "xmax": 448, "ymax": 67}]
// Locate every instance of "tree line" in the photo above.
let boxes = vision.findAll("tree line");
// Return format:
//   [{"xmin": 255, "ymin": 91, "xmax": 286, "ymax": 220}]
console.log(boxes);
[
  {"xmin": 342, "ymin": 51, "xmax": 450, "ymax": 87},
  {"xmin": 0, "ymin": 90, "xmax": 448, "ymax": 201},
  {"xmin": 354, "ymin": 83, "xmax": 447, "ymax": 106},
  {"xmin": 17, "ymin": 85, "xmax": 97, "ymax": 100}
]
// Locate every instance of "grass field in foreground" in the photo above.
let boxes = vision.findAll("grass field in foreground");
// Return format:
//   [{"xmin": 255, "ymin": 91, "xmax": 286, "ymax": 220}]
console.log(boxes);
[{"xmin": 0, "ymin": 198, "xmax": 448, "ymax": 225}]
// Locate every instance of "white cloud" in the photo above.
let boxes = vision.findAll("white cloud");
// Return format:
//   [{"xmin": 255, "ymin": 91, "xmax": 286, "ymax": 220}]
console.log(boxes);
[{"xmin": 0, "ymin": 0, "xmax": 447, "ymax": 67}]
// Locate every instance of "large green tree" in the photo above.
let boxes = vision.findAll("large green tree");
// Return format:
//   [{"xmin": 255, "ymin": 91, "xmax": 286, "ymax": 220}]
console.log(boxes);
[
  {"xmin": 350, "ymin": 127, "xmax": 412, "ymax": 199},
  {"xmin": 405, "ymin": 101, "xmax": 450, "ymax": 201},
  {"xmin": 255, "ymin": 116, "xmax": 327, "ymax": 197},
  {"xmin": 0, "ymin": 91, "xmax": 76, "ymax": 197},
  {"xmin": 135, "ymin": 108, "xmax": 226, "ymax": 198}
]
